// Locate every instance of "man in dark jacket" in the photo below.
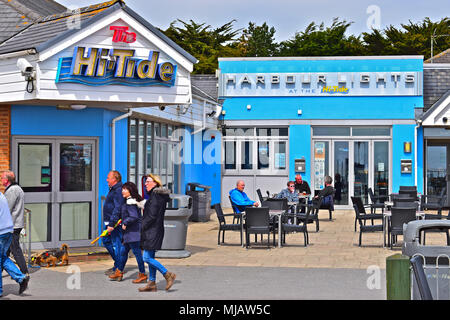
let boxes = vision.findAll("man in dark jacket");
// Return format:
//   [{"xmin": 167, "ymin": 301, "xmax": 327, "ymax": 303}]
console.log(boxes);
[{"xmin": 102, "ymin": 170, "xmax": 125, "ymax": 276}]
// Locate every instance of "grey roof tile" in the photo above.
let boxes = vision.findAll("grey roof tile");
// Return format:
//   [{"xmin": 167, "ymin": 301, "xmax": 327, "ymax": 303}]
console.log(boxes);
[{"xmin": 191, "ymin": 74, "xmax": 218, "ymax": 101}]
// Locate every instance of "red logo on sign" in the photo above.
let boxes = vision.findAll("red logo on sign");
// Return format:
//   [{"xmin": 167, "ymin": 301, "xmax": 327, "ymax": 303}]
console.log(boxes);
[{"xmin": 110, "ymin": 26, "xmax": 136, "ymax": 43}]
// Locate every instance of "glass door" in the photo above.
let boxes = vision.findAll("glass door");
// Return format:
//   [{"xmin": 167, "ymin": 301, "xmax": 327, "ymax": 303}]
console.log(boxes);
[
  {"xmin": 426, "ymin": 143, "xmax": 450, "ymax": 206},
  {"xmin": 373, "ymin": 141, "xmax": 390, "ymax": 200},
  {"xmin": 353, "ymin": 141, "xmax": 369, "ymax": 204},
  {"xmin": 13, "ymin": 137, "xmax": 97, "ymax": 249},
  {"xmin": 334, "ymin": 141, "xmax": 349, "ymax": 205}
]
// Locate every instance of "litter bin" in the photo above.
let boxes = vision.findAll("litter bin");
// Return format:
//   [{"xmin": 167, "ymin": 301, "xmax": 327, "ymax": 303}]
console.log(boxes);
[
  {"xmin": 186, "ymin": 182, "xmax": 212, "ymax": 222},
  {"xmin": 155, "ymin": 194, "xmax": 193, "ymax": 259},
  {"xmin": 403, "ymin": 220, "xmax": 450, "ymax": 300}
]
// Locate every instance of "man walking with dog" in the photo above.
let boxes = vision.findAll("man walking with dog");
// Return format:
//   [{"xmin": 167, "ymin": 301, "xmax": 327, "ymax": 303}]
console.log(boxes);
[
  {"xmin": 1, "ymin": 171, "xmax": 28, "ymax": 276},
  {"xmin": 0, "ymin": 191, "xmax": 29, "ymax": 297},
  {"xmin": 102, "ymin": 170, "xmax": 125, "ymax": 276}
]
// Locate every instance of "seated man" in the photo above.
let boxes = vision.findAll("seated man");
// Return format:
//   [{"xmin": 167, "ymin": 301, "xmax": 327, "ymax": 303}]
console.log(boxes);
[
  {"xmin": 275, "ymin": 181, "xmax": 299, "ymax": 203},
  {"xmin": 294, "ymin": 174, "xmax": 311, "ymax": 213},
  {"xmin": 314, "ymin": 175, "xmax": 335, "ymax": 211},
  {"xmin": 229, "ymin": 180, "xmax": 259, "ymax": 213}
]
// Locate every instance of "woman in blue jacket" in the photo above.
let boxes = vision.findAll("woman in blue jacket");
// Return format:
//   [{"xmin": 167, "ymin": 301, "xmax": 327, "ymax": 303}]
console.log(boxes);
[{"xmin": 109, "ymin": 182, "xmax": 147, "ymax": 283}]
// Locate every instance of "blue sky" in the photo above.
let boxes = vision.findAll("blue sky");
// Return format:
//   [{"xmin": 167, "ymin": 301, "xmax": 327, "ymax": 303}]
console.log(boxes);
[{"xmin": 58, "ymin": 0, "xmax": 450, "ymax": 42}]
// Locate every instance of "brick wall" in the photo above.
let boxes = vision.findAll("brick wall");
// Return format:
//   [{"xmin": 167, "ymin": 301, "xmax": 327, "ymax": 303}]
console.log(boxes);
[{"xmin": 0, "ymin": 105, "xmax": 11, "ymax": 191}]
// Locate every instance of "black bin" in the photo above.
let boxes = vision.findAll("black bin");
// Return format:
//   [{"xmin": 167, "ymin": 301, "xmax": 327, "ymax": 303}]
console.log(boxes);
[{"xmin": 186, "ymin": 182, "xmax": 212, "ymax": 222}]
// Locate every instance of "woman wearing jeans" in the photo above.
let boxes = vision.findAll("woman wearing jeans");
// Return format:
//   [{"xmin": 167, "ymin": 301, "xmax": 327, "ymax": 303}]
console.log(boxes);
[
  {"xmin": 109, "ymin": 182, "xmax": 147, "ymax": 283},
  {"xmin": 139, "ymin": 174, "xmax": 176, "ymax": 292}
]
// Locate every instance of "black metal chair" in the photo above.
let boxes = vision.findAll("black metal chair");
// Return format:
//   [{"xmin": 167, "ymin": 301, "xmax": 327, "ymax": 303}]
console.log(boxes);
[
  {"xmin": 228, "ymin": 195, "xmax": 243, "ymax": 224},
  {"xmin": 244, "ymin": 207, "xmax": 273, "ymax": 249},
  {"xmin": 318, "ymin": 194, "xmax": 334, "ymax": 220},
  {"xmin": 368, "ymin": 187, "xmax": 387, "ymax": 214},
  {"xmin": 351, "ymin": 196, "xmax": 383, "ymax": 232},
  {"xmin": 410, "ymin": 255, "xmax": 433, "ymax": 300},
  {"xmin": 390, "ymin": 207, "xmax": 417, "ymax": 249},
  {"xmin": 256, "ymin": 188, "xmax": 266, "ymax": 203},
  {"xmin": 280, "ymin": 204, "xmax": 311, "ymax": 246},
  {"xmin": 421, "ymin": 188, "xmax": 446, "ymax": 220},
  {"xmin": 352, "ymin": 200, "xmax": 383, "ymax": 247},
  {"xmin": 297, "ymin": 197, "xmax": 322, "ymax": 232},
  {"xmin": 392, "ymin": 195, "xmax": 417, "ymax": 209},
  {"xmin": 261, "ymin": 198, "xmax": 289, "ymax": 243},
  {"xmin": 214, "ymin": 203, "xmax": 243, "ymax": 246}
]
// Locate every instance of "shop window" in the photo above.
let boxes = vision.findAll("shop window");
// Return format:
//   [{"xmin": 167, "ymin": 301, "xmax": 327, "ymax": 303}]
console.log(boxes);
[
  {"xmin": 225, "ymin": 141, "xmax": 236, "ymax": 170},
  {"xmin": 274, "ymin": 141, "xmax": 287, "ymax": 170},
  {"xmin": 241, "ymin": 141, "xmax": 253, "ymax": 170},
  {"xmin": 257, "ymin": 128, "xmax": 288, "ymax": 136},
  {"xmin": 224, "ymin": 127, "xmax": 254, "ymax": 136},
  {"xmin": 352, "ymin": 127, "xmax": 390, "ymax": 136},
  {"xmin": 313, "ymin": 127, "xmax": 350, "ymax": 136},
  {"xmin": 258, "ymin": 141, "xmax": 270, "ymax": 169}
]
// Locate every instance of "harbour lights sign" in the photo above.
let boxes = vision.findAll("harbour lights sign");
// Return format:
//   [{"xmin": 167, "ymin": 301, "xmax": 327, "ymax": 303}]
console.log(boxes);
[{"xmin": 219, "ymin": 71, "xmax": 421, "ymax": 97}]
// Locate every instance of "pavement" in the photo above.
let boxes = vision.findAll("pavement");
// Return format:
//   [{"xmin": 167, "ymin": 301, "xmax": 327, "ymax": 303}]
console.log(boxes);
[{"xmin": 2, "ymin": 208, "xmax": 442, "ymax": 301}]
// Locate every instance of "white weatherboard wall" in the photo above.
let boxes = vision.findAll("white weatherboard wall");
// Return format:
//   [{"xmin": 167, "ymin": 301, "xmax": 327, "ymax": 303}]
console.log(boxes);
[{"xmin": 37, "ymin": 18, "xmax": 192, "ymax": 105}]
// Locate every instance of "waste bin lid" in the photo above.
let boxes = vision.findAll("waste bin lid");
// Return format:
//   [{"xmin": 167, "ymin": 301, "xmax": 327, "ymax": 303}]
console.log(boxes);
[
  {"xmin": 404, "ymin": 220, "xmax": 450, "ymax": 243},
  {"xmin": 169, "ymin": 193, "xmax": 192, "ymax": 208}
]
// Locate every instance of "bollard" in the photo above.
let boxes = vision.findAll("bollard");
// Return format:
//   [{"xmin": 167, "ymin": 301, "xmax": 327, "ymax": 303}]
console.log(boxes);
[{"xmin": 386, "ymin": 253, "xmax": 411, "ymax": 300}]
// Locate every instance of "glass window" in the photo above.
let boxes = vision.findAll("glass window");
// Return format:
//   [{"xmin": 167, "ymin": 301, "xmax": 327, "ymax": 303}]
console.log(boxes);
[
  {"xmin": 257, "ymin": 128, "xmax": 288, "ymax": 136},
  {"xmin": 154, "ymin": 123, "xmax": 161, "ymax": 138},
  {"xmin": 60, "ymin": 143, "xmax": 92, "ymax": 191},
  {"xmin": 18, "ymin": 143, "xmax": 52, "ymax": 192},
  {"xmin": 258, "ymin": 141, "xmax": 270, "ymax": 169},
  {"xmin": 374, "ymin": 141, "xmax": 389, "ymax": 199},
  {"xmin": 313, "ymin": 127, "xmax": 350, "ymax": 136},
  {"xmin": 60, "ymin": 202, "xmax": 91, "ymax": 241},
  {"xmin": 161, "ymin": 124, "xmax": 168, "ymax": 138},
  {"xmin": 224, "ymin": 128, "xmax": 254, "ymax": 136},
  {"xmin": 129, "ymin": 119, "xmax": 136, "ymax": 184},
  {"xmin": 274, "ymin": 141, "xmax": 287, "ymax": 169},
  {"xmin": 146, "ymin": 122, "xmax": 152, "ymax": 173},
  {"xmin": 241, "ymin": 141, "xmax": 253, "ymax": 170},
  {"xmin": 352, "ymin": 127, "xmax": 390, "ymax": 136},
  {"xmin": 225, "ymin": 141, "xmax": 236, "ymax": 170},
  {"xmin": 25, "ymin": 203, "xmax": 51, "ymax": 242}
]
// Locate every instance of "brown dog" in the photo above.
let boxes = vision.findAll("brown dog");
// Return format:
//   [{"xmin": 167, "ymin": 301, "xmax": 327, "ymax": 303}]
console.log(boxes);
[{"xmin": 32, "ymin": 244, "xmax": 69, "ymax": 267}]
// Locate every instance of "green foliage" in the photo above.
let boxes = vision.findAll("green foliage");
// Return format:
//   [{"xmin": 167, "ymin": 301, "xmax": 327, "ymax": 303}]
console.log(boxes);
[{"xmin": 162, "ymin": 17, "xmax": 450, "ymax": 73}]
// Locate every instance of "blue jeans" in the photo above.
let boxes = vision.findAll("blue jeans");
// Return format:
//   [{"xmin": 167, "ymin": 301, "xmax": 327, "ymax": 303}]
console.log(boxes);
[
  {"xmin": 118, "ymin": 241, "xmax": 145, "ymax": 274},
  {"xmin": 142, "ymin": 250, "xmax": 167, "ymax": 281},
  {"xmin": 102, "ymin": 226, "xmax": 123, "ymax": 271},
  {"xmin": 0, "ymin": 232, "xmax": 25, "ymax": 296}
]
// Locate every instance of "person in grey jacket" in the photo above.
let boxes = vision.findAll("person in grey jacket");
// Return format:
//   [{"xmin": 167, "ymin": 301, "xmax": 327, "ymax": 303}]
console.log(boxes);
[
  {"xmin": 1, "ymin": 171, "xmax": 28, "ymax": 275},
  {"xmin": 275, "ymin": 181, "xmax": 299, "ymax": 203}
]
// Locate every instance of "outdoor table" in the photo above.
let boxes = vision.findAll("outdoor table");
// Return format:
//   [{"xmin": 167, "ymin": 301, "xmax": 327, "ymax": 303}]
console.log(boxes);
[{"xmin": 382, "ymin": 209, "xmax": 426, "ymax": 248}]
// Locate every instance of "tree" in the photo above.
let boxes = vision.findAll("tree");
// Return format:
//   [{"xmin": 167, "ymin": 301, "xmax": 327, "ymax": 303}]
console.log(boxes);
[
  {"xmin": 278, "ymin": 18, "xmax": 365, "ymax": 57},
  {"xmin": 236, "ymin": 22, "xmax": 279, "ymax": 57},
  {"xmin": 163, "ymin": 19, "xmax": 241, "ymax": 73}
]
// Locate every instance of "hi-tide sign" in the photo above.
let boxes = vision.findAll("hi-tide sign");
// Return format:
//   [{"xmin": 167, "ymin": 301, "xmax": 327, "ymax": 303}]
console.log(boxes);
[{"xmin": 55, "ymin": 26, "xmax": 177, "ymax": 86}]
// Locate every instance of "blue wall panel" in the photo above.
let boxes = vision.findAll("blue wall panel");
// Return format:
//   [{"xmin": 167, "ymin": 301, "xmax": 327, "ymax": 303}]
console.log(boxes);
[
  {"xmin": 11, "ymin": 105, "xmax": 127, "ymax": 236},
  {"xmin": 222, "ymin": 96, "xmax": 421, "ymax": 120},
  {"xmin": 289, "ymin": 125, "xmax": 311, "ymax": 182},
  {"xmin": 392, "ymin": 124, "xmax": 416, "ymax": 192}
]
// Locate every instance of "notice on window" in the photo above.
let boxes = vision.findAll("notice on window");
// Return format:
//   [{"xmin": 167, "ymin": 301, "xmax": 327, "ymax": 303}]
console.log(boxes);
[
  {"xmin": 314, "ymin": 142, "xmax": 326, "ymax": 190},
  {"xmin": 275, "ymin": 153, "xmax": 286, "ymax": 169},
  {"xmin": 378, "ymin": 162, "xmax": 385, "ymax": 172}
]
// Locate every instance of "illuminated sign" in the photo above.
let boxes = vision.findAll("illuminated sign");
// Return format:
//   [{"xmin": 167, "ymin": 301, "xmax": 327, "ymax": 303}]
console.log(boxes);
[
  {"xmin": 219, "ymin": 72, "xmax": 421, "ymax": 97},
  {"xmin": 56, "ymin": 46, "xmax": 177, "ymax": 87}
]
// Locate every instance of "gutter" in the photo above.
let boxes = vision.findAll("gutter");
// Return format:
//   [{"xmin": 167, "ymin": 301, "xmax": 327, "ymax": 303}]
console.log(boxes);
[
  {"xmin": 111, "ymin": 109, "xmax": 133, "ymax": 170},
  {"xmin": 0, "ymin": 49, "xmax": 37, "ymax": 60}
]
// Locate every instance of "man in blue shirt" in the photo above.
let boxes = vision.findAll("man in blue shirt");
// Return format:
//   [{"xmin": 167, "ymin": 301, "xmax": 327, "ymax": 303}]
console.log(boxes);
[
  {"xmin": 0, "ymin": 192, "xmax": 28, "ymax": 297},
  {"xmin": 229, "ymin": 180, "xmax": 259, "ymax": 213}
]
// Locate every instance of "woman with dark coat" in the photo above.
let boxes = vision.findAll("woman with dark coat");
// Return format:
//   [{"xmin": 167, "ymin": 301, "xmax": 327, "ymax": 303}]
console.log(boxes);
[
  {"xmin": 139, "ymin": 174, "xmax": 176, "ymax": 292},
  {"xmin": 109, "ymin": 182, "xmax": 147, "ymax": 283}
]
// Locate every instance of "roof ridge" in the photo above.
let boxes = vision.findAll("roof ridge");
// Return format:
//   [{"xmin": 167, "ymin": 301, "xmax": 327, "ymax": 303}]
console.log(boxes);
[
  {"xmin": 36, "ymin": 0, "xmax": 124, "ymax": 23},
  {"xmin": 424, "ymin": 47, "xmax": 450, "ymax": 63}
]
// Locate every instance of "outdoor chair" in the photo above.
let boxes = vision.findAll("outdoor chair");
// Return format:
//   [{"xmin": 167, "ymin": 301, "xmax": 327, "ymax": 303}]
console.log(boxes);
[
  {"xmin": 352, "ymin": 200, "xmax": 383, "ymax": 247},
  {"xmin": 228, "ymin": 195, "xmax": 243, "ymax": 224},
  {"xmin": 421, "ymin": 188, "xmax": 446, "ymax": 220},
  {"xmin": 261, "ymin": 198, "xmax": 289, "ymax": 239},
  {"xmin": 244, "ymin": 207, "xmax": 274, "ymax": 249},
  {"xmin": 389, "ymin": 207, "xmax": 417, "ymax": 249},
  {"xmin": 410, "ymin": 255, "xmax": 433, "ymax": 300},
  {"xmin": 297, "ymin": 197, "xmax": 322, "ymax": 232},
  {"xmin": 214, "ymin": 203, "xmax": 243, "ymax": 246},
  {"xmin": 256, "ymin": 188, "xmax": 267, "ymax": 203},
  {"xmin": 351, "ymin": 196, "xmax": 383, "ymax": 232},
  {"xmin": 399, "ymin": 189, "xmax": 418, "ymax": 201},
  {"xmin": 280, "ymin": 204, "xmax": 311, "ymax": 247},
  {"xmin": 368, "ymin": 187, "xmax": 387, "ymax": 214},
  {"xmin": 392, "ymin": 196, "xmax": 417, "ymax": 209}
]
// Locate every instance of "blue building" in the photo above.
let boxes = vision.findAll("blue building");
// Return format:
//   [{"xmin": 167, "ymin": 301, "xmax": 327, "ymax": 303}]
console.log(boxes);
[
  {"xmin": 218, "ymin": 56, "xmax": 424, "ymax": 208},
  {"xmin": 0, "ymin": 0, "xmax": 221, "ymax": 249}
]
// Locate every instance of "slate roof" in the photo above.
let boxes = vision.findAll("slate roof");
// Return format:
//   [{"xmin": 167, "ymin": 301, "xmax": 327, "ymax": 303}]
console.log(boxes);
[
  {"xmin": 0, "ymin": 0, "xmax": 198, "ymax": 65},
  {"xmin": 0, "ymin": 0, "xmax": 66, "ymax": 44},
  {"xmin": 191, "ymin": 74, "xmax": 218, "ymax": 102},
  {"xmin": 420, "ymin": 89, "xmax": 450, "ymax": 122},
  {"xmin": 424, "ymin": 48, "xmax": 450, "ymax": 64}
]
